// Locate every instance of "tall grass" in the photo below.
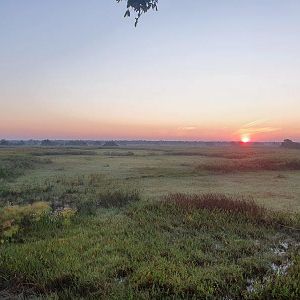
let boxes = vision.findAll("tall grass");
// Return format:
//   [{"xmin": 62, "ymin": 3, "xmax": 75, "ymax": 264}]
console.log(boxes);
[
  {"xmin": 76, "ymin": 189, "xmax": 140, "ymax": 215},
  {"xmin": 196, "ymin": 158, "xmax": 300, "ymax": 173},
  {"xmin": 163, "ymin": 193, "xmax": 266, "ymax": 218},
  {"xmin": 0, "ymin": 155, "xmax": 51, "ymax": 180},
  {"xmin": 0, "ymin": 173, "xmax": 140, "ymax": 214}
]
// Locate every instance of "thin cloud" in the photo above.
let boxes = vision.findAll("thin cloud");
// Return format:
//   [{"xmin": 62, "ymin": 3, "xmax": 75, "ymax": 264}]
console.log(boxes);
[
  {"xmin": 242, "ymin": 119, "xmax": 268, "ymax": 128},
  {"xmin": 235, "ymin": 119, "xmax": 281, "ymax": 137},
  {"xmin": 239, "ymin": 127, "xmax": 281, "ymax": 134},
  {"xmin": 178, "ymin": 126, "xmax": 197, "ymax": 131}
]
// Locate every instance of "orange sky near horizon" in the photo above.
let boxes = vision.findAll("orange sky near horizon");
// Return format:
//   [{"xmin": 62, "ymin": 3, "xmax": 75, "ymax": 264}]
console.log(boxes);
[
  {"xmin": 1, "ymin": 1, "xmax": 300, "ymax": 142},
  {"xmin": 1, "ymin": 115, "xmax": 299, "ymax": 141}
]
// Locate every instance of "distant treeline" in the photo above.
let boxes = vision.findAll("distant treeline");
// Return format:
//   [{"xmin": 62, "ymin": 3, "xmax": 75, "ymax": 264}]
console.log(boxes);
[
  {"xmin": 0, "ymin": 139, "xmax": 113, "ymax": 147},
  {"xmin": 0, "ymin": 139, "xmax": 282, "ymax": 147},
  {"xmin": 281, "ymin": 139, "xmax": 300, "ymax": 150}
]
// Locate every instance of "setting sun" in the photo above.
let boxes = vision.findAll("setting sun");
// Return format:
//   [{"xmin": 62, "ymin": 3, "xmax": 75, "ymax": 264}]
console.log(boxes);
[{"xmin": 241, "ymin": 136, "xmax": 251, "ymax": 143}]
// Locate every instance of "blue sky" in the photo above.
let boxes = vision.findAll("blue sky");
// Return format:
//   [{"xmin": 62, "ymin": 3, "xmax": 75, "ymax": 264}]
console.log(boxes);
[{"xmin": 0, "ymin": 0, "xmax": 299, "ymax": 141}]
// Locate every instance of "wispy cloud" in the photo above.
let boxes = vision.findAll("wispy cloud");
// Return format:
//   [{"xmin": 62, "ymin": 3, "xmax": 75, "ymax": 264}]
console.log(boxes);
[
  {"xmin": 178, "ymin": 126, "xmax": 197, "ymax": 131},
  {"xmin": 236, "ymin": 119, "xmax": 281, "ymax": 137},
  {"xmin": 242, "ymin": 119, "xmax": 268, "ymax": 128},
  {"xmin": 239, "ymin": 127, "xmax": 281, "ymax": 134}
]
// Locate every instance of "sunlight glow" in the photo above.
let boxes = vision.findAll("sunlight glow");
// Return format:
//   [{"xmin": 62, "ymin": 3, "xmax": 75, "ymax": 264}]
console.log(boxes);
[{"xmin": 241, "ymin": 135, "xmax": 251, "ymax": 143}]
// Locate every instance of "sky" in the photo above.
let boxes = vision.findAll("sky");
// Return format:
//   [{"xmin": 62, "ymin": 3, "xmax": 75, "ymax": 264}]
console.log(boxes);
[{"xmin": 0, "ymin": 0, "xmax": 300, "ymax": 141}]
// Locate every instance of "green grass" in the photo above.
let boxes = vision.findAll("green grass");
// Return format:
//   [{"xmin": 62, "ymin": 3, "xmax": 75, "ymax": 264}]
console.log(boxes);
[
  {"xmin": 1, "ymin": 196, "xmax": 299, "ymax": 299},
  {"xmin": 0, "ymin": 145, "xmax": 300, "ymax": 298},
  {"xmin": 0, "ymin": 153, "xmax": 51, "ymax": 180}
]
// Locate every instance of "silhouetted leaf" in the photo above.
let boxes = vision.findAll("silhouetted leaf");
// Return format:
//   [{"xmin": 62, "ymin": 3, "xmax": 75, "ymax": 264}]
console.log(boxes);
[{"xmin": 117, "ymin": 0, "xmax": 158, "ymax": 25}]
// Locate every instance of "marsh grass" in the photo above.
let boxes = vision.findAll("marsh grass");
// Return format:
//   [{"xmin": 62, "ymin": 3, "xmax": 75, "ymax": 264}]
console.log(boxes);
[
  {"xmin": 0, "ymin": 173, "xmax": 141, "ymax": 215},
  {"xmin": 165, "ymin": 151, "xmax": 253, "ymax": 159},
  {"xmin": 31, "ymin": 149, "xmax": 97, "ymax": 156},
  {"xmin": 0, "ymin": 155, "xmax": 51, "ymax": 180},
  {"xmin": 103, "ymin": 151, "xmax": 135, "ymax": 156},
  {"xmin": 163, "ymin": 193, "xmax": 266, "ymax": 221},
  {"xmin": 1, "ymin": 195, "xmax": 299, "ymax": 299},
  {"xmin": 1, "ymin": 146, "xmax": 300, "ymax": 299},
  {"xmin": 196, "ymin": 158, "xmax": 300, "ymax": 173},
  {"xmin": 76, "ymin": 189, "xmax": 140, "ymax": 215}
]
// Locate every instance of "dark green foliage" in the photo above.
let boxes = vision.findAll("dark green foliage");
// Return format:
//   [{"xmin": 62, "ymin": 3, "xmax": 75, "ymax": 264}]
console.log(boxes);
[{"xmin": 117, "ymin": 0, "xmax": 158, "ymax": 26}]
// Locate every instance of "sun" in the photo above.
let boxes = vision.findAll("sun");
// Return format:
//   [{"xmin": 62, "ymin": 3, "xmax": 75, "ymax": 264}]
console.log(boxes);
[{"xmin": 241, "ymin": 135, "xmax": 251, "ymax": 143}]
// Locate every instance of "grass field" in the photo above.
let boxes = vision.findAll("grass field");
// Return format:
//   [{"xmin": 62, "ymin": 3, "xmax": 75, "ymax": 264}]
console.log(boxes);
[{"xmin": 1, "ymin": 145, "xmax": 300, "ymax": 299}]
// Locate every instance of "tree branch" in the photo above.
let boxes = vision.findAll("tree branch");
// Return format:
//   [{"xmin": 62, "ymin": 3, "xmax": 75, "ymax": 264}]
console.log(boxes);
[{"xmin": 116, "ymin": 0, "xmax": 158, "ymax": 26}]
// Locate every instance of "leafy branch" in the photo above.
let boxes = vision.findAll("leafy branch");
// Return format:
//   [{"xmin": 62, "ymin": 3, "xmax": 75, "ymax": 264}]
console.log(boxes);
[{"xmin": 116, "ymin": 0, "xmax": 158, "ymax": 26}]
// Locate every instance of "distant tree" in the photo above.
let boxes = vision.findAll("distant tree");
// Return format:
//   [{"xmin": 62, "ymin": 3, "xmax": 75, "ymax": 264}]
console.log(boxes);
[
  {"xmin": 103, "ymin": 141, "xmax": 119, "ymax": 147},
  {"xmin": 283, "ymin": 139, "xmax": 293, "ymax": 144},
  {"xmin": 116, "ymin": 0, "xmax": 158, "ymax": 26},
  {"xmin": 0, "ymin": 139, "xmax": 9, "ymax": 146},
  {"xmin": 15, "ymin": 140, "xmax": 25, "ymax": 146},
  {"xmin": 281, "ymin": 139, "xmax": 300, "ymax": 149},
  {"xmin": 41, "ymin": 139, "xmax": 60, "ymax": 146},
  {"xmin": 65, "ymin": 140, "xmax": 88, "ymax": 146}
]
